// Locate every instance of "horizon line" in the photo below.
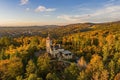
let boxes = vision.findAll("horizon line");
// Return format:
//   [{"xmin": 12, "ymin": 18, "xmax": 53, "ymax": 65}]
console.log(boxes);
[{"xmin": 0, "ymin": 20, "xmax": 120, "ymax": 27}]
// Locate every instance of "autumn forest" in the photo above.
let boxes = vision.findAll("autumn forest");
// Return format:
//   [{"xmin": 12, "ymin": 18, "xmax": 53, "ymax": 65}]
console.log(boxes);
[{"xmin": 0, "ymin": 21, "xmax": 120, "ymax": 80}]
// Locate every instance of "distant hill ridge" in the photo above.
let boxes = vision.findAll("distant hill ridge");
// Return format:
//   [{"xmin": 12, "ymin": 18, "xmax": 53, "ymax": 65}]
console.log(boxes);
[
  {"xmin": 0, "ymin": 21, "xmax": 120, "ymax": 28},
  {"xmin": 0, "ymin": 21, "xmax": 119, "ymax": 38}
]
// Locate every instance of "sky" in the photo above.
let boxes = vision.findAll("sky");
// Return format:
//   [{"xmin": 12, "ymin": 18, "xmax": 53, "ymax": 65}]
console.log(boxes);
[{"xmin": 0, "ymin": 0, "xmax": 120, "ymax": 26}]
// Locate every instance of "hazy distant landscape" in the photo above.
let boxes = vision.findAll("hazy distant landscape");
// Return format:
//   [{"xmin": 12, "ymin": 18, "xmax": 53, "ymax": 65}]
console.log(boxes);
[{"xmin": 0, "ymin": 21, "xmax": 119, "ymax": 37}]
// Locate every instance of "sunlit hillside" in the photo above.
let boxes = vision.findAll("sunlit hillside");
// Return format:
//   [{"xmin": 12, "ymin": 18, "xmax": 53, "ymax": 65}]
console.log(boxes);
[{"xmin": 0, "ymin": 21, "xmax": 120, "ymax": 80}]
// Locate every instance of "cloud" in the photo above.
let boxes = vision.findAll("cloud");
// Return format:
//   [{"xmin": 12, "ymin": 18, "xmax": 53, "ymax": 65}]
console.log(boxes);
[
  {"xmin": 57, "ymin": 14, "xmax": 91, "ymax": 22},
  {"xmin": 92, "ymin": 5, "xmax": 120, "ymax": 17},
  {"xmin": 26, "ymin": 8, "xmax": 30, "ymax": 11},
  {"xmin": 57, "ymin": 5, "xmax": 120, "ymax": 22},
  {"xmin": 44, "ymin": 14, "xmax": 50, "ymax": 17},
  {"xmin": 88, "ymin": 5, "xmax": 120, "ymax": 22},
  {"xmin": 35, "ymin": 6, "xmax": 56, "ymax": 12},
  {"xmin": 57, "ymin": 15, "xmax": 85, "ymax": 21},
  {"xmin": 20, "ymin": 0, "xmax": 29, "ymax": 5}
]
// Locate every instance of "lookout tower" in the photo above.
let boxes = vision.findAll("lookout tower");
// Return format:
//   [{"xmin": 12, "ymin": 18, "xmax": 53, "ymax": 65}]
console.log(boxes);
[
  {"xmin": 46, "ymin": 33, "xmax": 73, "ymax": 59},
  {"xmin": 46, "ymin": 33, "xmax": 52, "ymax": 53}
]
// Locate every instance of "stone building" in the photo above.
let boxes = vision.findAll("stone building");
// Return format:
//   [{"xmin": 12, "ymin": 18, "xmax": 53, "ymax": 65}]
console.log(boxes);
[{"xmin": 46, "ymin": 34, "xmax": 73, "ymax": 59}]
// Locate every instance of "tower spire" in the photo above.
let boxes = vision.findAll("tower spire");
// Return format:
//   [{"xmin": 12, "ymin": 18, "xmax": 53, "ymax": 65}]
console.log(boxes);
[
  {"xmin": 46, "ymin": 32, "xmax": 52, "ymax": 53},
  {"xmin": 48, "ymin": 32, "xmax": 50, "ymax": 37}
]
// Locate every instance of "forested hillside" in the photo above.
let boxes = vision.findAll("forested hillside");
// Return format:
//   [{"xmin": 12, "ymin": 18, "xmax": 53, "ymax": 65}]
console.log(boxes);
[{"xmin": 0, "ymin": 21, "xmax": 120, "ymax": 80}]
